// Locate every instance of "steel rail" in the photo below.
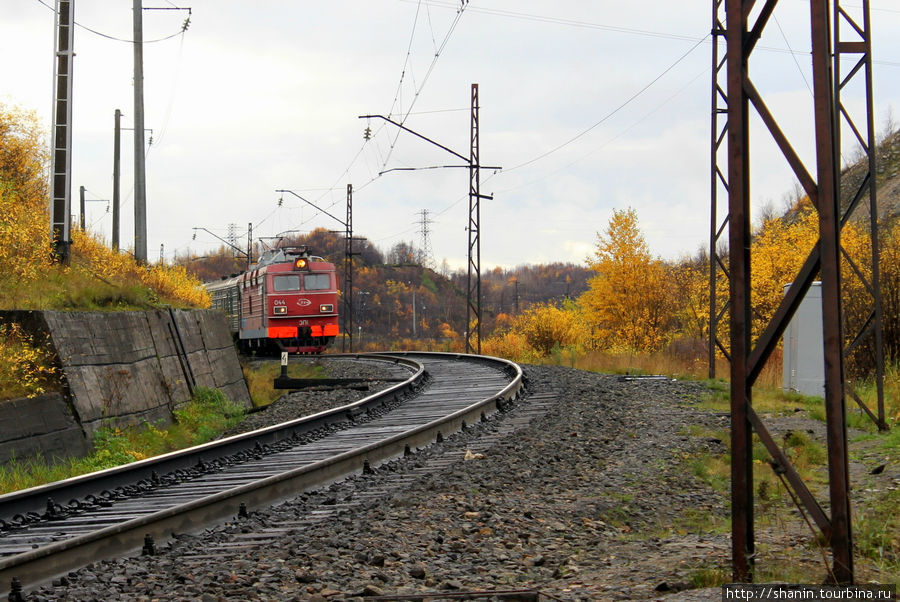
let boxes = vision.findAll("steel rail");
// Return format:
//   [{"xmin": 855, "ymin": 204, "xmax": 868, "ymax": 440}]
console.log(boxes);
[
  {"xmin": 0, "ymin": 354, "xmax": 422, "ymax": 522},
  {"xmin": 0, "ymin": 352, "xmax": 523, "ymax": 596}
]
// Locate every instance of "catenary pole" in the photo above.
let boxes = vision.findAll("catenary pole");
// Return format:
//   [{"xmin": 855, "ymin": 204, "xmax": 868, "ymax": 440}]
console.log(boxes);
[
  {"xmin": 113, "ymin": 109, "xmax": 121, "ymax": 251},
  {"xmin": 133, "ymin": 0, "xmax": 148, "ymax": 262},
  {"xmin": 49, "ymin": 0, "xmax": 75, "ymax": 263}
]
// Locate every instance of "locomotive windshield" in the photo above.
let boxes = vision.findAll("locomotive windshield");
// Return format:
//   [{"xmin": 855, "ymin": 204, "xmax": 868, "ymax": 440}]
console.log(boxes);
[
  {"xmin": 273, "ymin": 275, "xmax": 301, "ymax": 291},
  {"xmin": 303, "ymin": 274, "xmax": 331, "ymax": 291},
  {"xmin": 272, "ymin": 273, "xmax": 330, "ymax": 291}
]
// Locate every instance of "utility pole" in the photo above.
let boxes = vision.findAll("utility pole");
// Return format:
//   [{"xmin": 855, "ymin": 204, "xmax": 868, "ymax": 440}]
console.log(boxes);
[
  {"xmin": 247, "ymin": 222, "xmax": 253, "ymax": 269},
  {"xmin": 466, "ymin": 83, "xmax": 488, "ymax": 355},
  {"xmin": 227, "ymin": 223, "xmax": 238, "ymax": 256},
  {"xmin": 514, "ymin": 279, "xmax": 519, "ymax": 314},
  {"xmin": 360, "ymin": 84, "xmax": 498, "ymax": 354},
  {"xmin": 50, "ymin": 0, "xmax": 75, "ymax": 264},
  {"xmin": 113, "ymin": 109, "xmax": 121, "ymax": 251},
  {"xmin": 133, "ymin": 0, "xmax": 148, "ymax": 263},
  {"xmin": 708, "ymin": 0, "xmax": 728, "ymax": 379},
  {"xmin": 79, "ymin": 187, "xmax": 109, "ymax": 234},
  {"xmin": 344, "ymin": 184, "xmax": 353, "ymax": 352}
]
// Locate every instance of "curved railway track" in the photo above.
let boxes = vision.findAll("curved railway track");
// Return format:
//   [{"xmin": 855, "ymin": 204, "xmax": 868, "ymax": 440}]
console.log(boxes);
[{"xmin": 0, "ymin": 352, "xmax": 523, "ymax": 597}]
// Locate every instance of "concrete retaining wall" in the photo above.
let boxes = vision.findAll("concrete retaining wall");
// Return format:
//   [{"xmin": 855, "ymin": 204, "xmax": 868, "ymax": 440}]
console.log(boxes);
[
  {"xmin": 0, "ymin": 309, "xmax": 250, "ymax": 463},
  {"xmin": 0, "ymin": 393, "xmax": 91, "ymax": 465}
]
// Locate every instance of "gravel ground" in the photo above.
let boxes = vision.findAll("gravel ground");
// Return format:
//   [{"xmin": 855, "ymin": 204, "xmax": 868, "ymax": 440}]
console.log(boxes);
[
  {"xmin": 26, "ymin": 361, "xmax": 895, "ymax": 601},
  {"xmin": 223, "ymin": 358, "xmax": 415, "ymax": 436}
]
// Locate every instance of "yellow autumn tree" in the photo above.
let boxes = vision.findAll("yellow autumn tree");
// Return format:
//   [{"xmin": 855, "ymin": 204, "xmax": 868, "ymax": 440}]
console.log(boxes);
[
  {"xmin": 0, "ymin": 104, "xmax": 52, "ymax": 286},
  {"xmin": 749, "ymin": 208, "xmax": 822, "ymax": 340},
  {"xmin": 880, "ymin": 223, "xmax": 900, "ymax": 367},
  {"xmin": 481, "ymin": 301, "xmax": 583, "ymax": 361},
  {"xmin": 514, "ymin": 301, "xmax": 582, "ymax": 356},
  {"xmin": 579, "ymin": 207, "xmax": 674, "ymax": 352},
  {"xmin": 705, "ymin": 199, "xmax": 874, "ymax": 377},
  {"xmin": 670, "ymin": 253, "xmax": 711, "ymax": 342}
]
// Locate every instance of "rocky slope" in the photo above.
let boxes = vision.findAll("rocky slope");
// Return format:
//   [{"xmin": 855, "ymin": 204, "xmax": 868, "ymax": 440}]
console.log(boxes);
[{"xmin": 25, "ymin": 363, "xmax": 898, "ymax": 601}]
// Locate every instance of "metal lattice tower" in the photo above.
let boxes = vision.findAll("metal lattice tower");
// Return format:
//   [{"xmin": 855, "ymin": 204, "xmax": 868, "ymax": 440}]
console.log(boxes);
[
  {"xmin": 359, "ymin": 85, "xmax": 497, "ymax": 355},
  {"xmin": 343, "ymin": 184, "xmax": 354, "ymax": 352},
  {"xmin": 834, "ymin": 0, "xmax": 886, "ymax": 430},
  {"xmin": 226, "ymin": 223, "xmax": 239, "ymax": 257},
  {"xmin": 466, "ymin": 83, "xmax": 486, "ymax": 355},
  {"xmin": 708, "ymin": 0, "xmax": 729, "ymax": 378},
  {"xmin": 417, "ymin": 209, "xmax": 435, "ymax": 269},
  {"xmin": 50, "ymin": 0, "xmax": 75, "ymax": 264},
  {"xmin": 719, "ymin": 0, "xmax": 882, "ymax": 583}
]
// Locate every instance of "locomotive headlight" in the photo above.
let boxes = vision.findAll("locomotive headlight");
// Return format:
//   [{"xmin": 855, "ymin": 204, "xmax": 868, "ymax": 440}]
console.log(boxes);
[
  {"xmin": 319, "ymin": 304, "xmax": 333, "ymax": 313},
  {"xmin": 274, "ymin": 306, "xmax": 287, "ymax": 315},
  {"xmin": 294, "ymin": 258, "xmax": 308, "ymax": 270}
]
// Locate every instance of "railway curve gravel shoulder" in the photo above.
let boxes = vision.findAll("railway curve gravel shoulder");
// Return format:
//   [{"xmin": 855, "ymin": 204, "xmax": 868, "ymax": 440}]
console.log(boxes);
[{"xmin": 0, "ymin": 352, "xmax": 522, "ymax": 597}]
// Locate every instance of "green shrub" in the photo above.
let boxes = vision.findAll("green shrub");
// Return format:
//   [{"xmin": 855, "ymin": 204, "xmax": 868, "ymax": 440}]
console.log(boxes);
[{"xmin": 0, "ymin": 387, "xmax": 245, "ymax": 494}]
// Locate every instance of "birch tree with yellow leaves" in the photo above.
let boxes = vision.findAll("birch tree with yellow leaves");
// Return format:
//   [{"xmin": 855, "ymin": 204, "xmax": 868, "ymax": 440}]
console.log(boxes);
[
  {"xmin": 0, "ymin": 104, "xmax": 52, "ymax": 285},
  {"xmin": 580, "ymin": 207, "xmax": 675, "ymax": 352}
]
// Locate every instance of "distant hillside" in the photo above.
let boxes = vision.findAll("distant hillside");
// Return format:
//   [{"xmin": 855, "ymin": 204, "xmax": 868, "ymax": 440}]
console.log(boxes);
[
  {"xmin": 839, "ymin": 128, "xmax": 900, "ymax": 222},
  {"xmin": 179, "ymin": 229, "xmax": 592, "ymax": 349}
]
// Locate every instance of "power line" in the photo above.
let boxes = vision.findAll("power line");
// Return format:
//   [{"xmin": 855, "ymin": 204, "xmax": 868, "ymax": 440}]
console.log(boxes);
[
  {"xmin": 367, "ymin": 35, "xmax": 711, "ymax": 247},
  {"xmin": 34, "ymin": 0, "xmax": 190, "ymax": 43},
  {"xmin": 389, "ymin": 0, "xmax": 424, "ymax": 119},
  {"xmin": 774, "ymin": 16, "xmax": 813, "ymax": 97},
  {"xmin": 402, "ymin": 0, "xmax": 707, "ymax": 43},
  {"xmin": 277, "ymin": 1, "xmax": 470, "ymax": 238},
  {"xmin": 503, "ymin": 34, "xmax": 709, "ymax": 174},
  {"xmin": 378, "ymin": 2, "xmax": 469, "ymax": 172},
  {"xmin": 370, "ymin": 36, "xmax": 712, "ymax": 247},
  {"xmin": 399, "ymin": 0, "xmax": 900, "ymax": 68},
  {"xmin": 493, "ymin": 66, "xmax": 710, "ymax": 196}
]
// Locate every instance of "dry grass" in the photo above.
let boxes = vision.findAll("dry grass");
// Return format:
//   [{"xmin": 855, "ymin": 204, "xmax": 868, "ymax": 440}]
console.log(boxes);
[
  {"xmin": 241, "ymin": 360, "xmax": 327, "ymax": 407},
  {"xmin": 558, "ymin": 348, "xmax": 780, "ymax": 386}
]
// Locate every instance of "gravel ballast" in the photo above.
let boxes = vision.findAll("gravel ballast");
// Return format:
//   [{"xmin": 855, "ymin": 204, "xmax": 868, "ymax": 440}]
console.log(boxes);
[{"xmin": 27, "ymin": 361, "xmax": 882, "ymax": 601}]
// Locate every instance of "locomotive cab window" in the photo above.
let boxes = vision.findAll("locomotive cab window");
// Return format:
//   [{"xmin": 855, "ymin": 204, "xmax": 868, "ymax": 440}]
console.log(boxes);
[
  {"xmin": 303, "ymin": 274, "xmax": 331, "ymax": 291},
  {"xmin": 273, "ymin": 275, "xmax": 301, "ymax": 291}
]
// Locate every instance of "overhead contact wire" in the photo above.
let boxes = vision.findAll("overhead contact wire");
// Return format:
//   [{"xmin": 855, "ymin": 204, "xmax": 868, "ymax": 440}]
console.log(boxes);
[{"xmin": 503, "ymin": 34, "xmax": 708, "ymax": 174}]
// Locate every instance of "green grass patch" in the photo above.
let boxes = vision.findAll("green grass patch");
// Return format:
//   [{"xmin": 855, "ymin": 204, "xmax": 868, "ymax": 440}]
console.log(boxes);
[
  {"xmin": 671, "ymin": 506, "xmax": 729, "ymax": 536},
  {"xmin": 688, "ymin": 451, "xmax": 730, "ymax": 493},
  {"xmin": 1, "ymin": 262, "xmax": 178, "ymax": 312},
  {"xmin": 241, "ymin": 360, "xmax": 327, "ymax": 407},
  {"xmin": 854, "ymin": 486, "xmax": 900, "ymax": 582},
  {"xmin": 688, "ymin": 566, "xmax": 731, "ymax": 588},
  {"xmin": 852, "ymin": 424, "xmax": 900, "ymax": 452},
  {"xmin": 0, "ymin": 387, "xmax": 245, "ymax": 494},
  {"xmin": 753, "ymin": 561, "xmax": 828, "ymax": 584}
]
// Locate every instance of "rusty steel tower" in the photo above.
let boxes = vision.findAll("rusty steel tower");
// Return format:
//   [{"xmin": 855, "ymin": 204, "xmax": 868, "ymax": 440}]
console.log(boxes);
[{"xmin": 717, "ymin": 0, "xmax": 883, "ymax": 583}]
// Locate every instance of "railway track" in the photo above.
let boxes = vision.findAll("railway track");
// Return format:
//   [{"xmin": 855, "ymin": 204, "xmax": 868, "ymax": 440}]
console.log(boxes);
[{"xmin": 0, "ymin": 352, "xmax": 522, "ymax": 597}]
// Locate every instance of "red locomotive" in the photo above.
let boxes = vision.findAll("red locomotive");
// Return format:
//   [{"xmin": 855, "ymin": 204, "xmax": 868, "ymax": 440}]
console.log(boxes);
[{"xmin": 206, "ymin": 246, "xmax": 340, "ymax": 353}]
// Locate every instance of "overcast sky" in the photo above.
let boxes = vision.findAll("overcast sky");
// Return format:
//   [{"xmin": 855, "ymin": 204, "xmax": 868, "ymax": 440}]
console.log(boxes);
[{"xmin": 2, "ymin": 1, "xmax": 899, "ymax": 270}]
